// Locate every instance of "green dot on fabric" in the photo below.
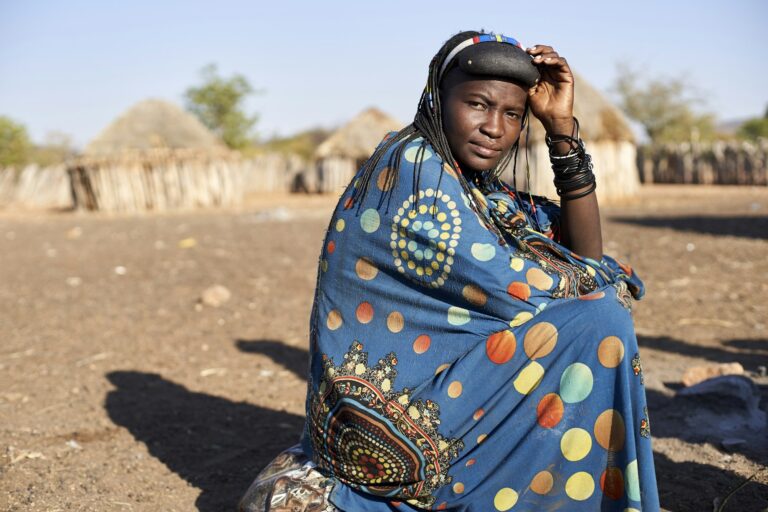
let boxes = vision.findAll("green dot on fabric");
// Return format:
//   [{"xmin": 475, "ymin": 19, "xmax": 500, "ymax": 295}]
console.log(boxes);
[
  {"xmin": 360, "ymin": 209, "xmax": 380, "ymax": 233},
  {"xmin": 448, "ymin": 306, "xmax": 470, "ymax": 326},
  {"xmin": 560, "ymin": 363, "xmax": 594, "ymax": 403}
]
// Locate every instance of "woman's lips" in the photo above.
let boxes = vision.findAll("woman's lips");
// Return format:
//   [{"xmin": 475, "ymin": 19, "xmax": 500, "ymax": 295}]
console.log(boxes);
[{"xmin": 469, "ymin": 142, "xmax": 502, "ymax": 158}]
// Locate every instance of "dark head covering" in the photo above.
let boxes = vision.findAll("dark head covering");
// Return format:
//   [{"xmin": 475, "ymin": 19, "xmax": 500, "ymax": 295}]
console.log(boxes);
[{"xmin": 438, "ymin": 34, "xmax": 540, "ymax": 88}]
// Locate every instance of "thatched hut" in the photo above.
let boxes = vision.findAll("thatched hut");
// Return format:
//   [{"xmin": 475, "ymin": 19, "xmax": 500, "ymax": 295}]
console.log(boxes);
[
  {"xmin": 314, "ymin": 107, "xmax": 403, "ymax": 193},
  {"xmin": 503, "ymin": 73, "xmax": 639, "ymax": 202},
  {"xmin": 84, "ymin": 99, "xmax": 226, "ymax": 156},
  {"xmin": 72, "ymin": 99, "xmax": 242, "ymax": 212}
]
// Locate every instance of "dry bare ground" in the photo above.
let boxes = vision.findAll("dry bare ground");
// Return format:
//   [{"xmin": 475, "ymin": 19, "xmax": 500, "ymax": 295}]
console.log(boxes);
[{"xmin": 1, "ymin": 185, "xmax": 766, "ymax": 512}]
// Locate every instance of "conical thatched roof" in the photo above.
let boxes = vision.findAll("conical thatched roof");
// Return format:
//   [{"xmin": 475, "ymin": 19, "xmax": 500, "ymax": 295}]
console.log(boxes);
[
  {"xmin": 316, "ymin": 108, "xmax": 403, "ymax": 160},
  {"xmin": 525, "ymin": 73, "xmax": 634, "ymax": 143},
  {"xmin": 85, "ymin": 99, "xmax": 226, "ymax": 156}
]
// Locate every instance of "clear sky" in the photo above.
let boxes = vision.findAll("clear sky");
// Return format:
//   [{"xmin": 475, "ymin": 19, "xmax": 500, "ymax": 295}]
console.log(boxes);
[{"xmin": 1, "ymin": 0, "xmax": 766, "ymax": 149}]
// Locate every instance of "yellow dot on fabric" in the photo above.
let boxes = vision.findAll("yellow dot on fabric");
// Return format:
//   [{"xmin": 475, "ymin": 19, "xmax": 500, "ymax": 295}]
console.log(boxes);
[
  {"xmin": 594, "ymin": 409, "xmax": 626, "ymax": 451},
  {"xmin": 625, "ymin": 460, "xmax": 640, "ymax": 501},
  {"xmin": 471, "ymin": 243, "xmax": 496, "ymax": 262},
  {"xmin": 448, "ymin": 380, "xmax": 463, "ymax": 398},
  {"xmin": 326, "ymin": 310, "xmax": 342, "ymax": 330},
  {"xmin": 360, "ymin": 209, "xmax": 380, "ymax": 233},
  {"xmin": 335, "ymin": 218, "xmax": 345, "ymax": 232},
  {"xmin": 526, "ymin": 268, "xmax": 554, "ymax": 290},
  {"xmin": 477, "ymin": 434, "xmax": 487, "ymax": 444},
  {"xmin": 530, "ymin": 471, "xmax": 554, "ymax": 495},
  {"xmin": 462, "ymin": 284, "xmax": 487, "ymax": 306},
  {"xmin": 448, "ymin": 306, "xmax": 471, "ymax": 326},
  {"xmin": 355, "ymin": 257, "xmax": 378, "ymax": 280},
  {"xmin": 513, "ymin": 361, "xmax": 545, "ymax": 395},
  {"xmin": 404, "ymin": 146, "xmax": 433, "ymax": 162},
  {"xmin": 565, "ymin": 472, "xmax": 595, "ymax": 501},
  {"xmin": 523, "ymin": 322, "xmax": 558, "ymax": 359},
  {"xmin": 493, "ymin": 488, "xmax": 518, "ymax": 511},
  {"xmin": 387, "ymin": 311, "xmax": 404, "ymax": 333},
  {"xmin": 509, "ymin": 311, "xmax": 534, "ymax": 328},
  {"xmin": 561, "ymin": 428, "xmax": 593, "ymax": 461},
  {"xmin": 598, "ymin": 336, "xmax": 625, "ymax": 368},
  {"xmin": 560, "ymin": 363, "xmax": 594, "ymax": 403},
  {"xmin": 510, "ymin": 257, "xmax": 525, "ymax": 272},
  {"xmin": 435, "ymin": 363, "xmax": 450, "ymax": 375},
  {"xmin": 453, "ymin": 482, "xmax": 465, "ymax": 494}
]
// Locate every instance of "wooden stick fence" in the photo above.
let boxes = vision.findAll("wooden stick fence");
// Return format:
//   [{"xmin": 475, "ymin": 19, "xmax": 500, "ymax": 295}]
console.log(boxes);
[{"xmin": 638, "ymin": 140, "xmax": 768, "ymax": 185}]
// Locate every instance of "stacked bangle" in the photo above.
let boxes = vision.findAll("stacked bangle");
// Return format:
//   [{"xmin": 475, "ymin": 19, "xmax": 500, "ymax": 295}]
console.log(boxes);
[{"xmin": 545, "ymin": 118, "xmax": 596, "ymax": 201}]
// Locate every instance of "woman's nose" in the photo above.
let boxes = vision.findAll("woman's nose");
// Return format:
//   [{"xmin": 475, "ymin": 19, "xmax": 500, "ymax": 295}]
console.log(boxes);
[{"xmin": 480, "ymin": 111, "xmax": 504, "ymax": 138}]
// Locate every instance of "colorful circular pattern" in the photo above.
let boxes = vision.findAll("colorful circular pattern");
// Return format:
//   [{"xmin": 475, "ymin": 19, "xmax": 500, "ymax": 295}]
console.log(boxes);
[
  {"xmin": 523, "ymin": 322, "xmax": 558, "ymax": 359},
  {"xmin": 565, "ymin": 472, "xmax": 595, "ymax": 501},
  {"xmin": 391, "ymin": 190, "xmax": 461, "ymax": 288},
  {"xmin": 530, "ymin": 470, "xmax": 554, "ymax": 495},
  {"xmin": 598, "ymin": 336, "xmax": 625, "ymax": 368},
  {"xmin": 594, "ymin": 409, "xmax": 626, "ymax": 451},
  {"xmin": 561, "ymin": 428, "xmax": 592, "ymax": 461},
  {"xmin": 493, "ymin": 488, "xmax": 518, "ymax": 511}
]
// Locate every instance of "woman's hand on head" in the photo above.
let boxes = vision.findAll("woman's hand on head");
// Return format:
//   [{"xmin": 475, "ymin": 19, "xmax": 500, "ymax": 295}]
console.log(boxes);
[{"xmin": 526, "ymin": 45, "xmax": 575, "ymax": 137}]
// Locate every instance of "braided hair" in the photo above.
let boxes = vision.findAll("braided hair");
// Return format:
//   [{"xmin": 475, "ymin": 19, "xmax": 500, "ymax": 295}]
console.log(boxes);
[{"xmin": 350, "ymin": 30, "xmax": 531, "ymax": 243}]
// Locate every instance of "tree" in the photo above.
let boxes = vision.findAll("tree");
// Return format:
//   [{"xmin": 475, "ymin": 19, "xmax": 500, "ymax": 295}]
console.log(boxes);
[
  {"xmin": 30, "ymin": 131, "xmax": 76, "ymax": 166},
  {"xmin": 737, "ymin": 105, "xmax": 768, "ymax": 141},
  {"xmin": 0, "ymin": 116, "xmax": 32, "ymax": 167},
  {"xmin": 613, "ymin": 64, "xmax": 715, "ymax": 144},
  {"xmin": 184, "ymin": 64, "xmax": 259, "ymax": 150}
]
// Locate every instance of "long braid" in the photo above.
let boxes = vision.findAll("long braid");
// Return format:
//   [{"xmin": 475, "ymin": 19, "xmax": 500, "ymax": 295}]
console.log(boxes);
[{"xmin": 350, "ymin": 30, "xmax": 522, "ymax": 244}]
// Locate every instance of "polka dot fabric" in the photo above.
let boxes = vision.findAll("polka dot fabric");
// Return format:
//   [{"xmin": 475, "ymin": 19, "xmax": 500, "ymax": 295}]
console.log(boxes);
[{"xmin": 302, "ymin": 136, "xmax": 659, "ymax": 511}]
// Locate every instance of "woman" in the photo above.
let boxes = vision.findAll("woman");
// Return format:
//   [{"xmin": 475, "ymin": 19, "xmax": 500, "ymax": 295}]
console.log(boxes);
[{"xmin": 241, "ymin": 31, "xmax": 659, "ymax": 512}]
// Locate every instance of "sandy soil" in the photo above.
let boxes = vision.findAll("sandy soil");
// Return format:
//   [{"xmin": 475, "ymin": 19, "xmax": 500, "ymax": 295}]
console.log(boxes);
[{"xmin": 1, "ymin": 185, "xmax": 766, "ymax": 512}]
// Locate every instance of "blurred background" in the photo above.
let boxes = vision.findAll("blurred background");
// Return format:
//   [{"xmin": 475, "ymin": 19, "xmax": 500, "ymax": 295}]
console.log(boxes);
[{"xmin": 1, "ymin": 2, "xmax": 766, "ymax": 511}]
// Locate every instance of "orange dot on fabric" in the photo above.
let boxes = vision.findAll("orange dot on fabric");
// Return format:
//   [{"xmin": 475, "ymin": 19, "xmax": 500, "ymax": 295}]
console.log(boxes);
[
  {"xmin": 327, "ymin": 240, "xmax": 335, "ymax": 254},
  {"xmin": 526, "ymin": 267, "xmax": 554, "ymax": 290},
  {"xmin": 435, "ymin": 363, "xmax": 450, "ymax": 375},
  {"xmin": 507, "ymin": 281, "xmax": 531, "ymax": 301},
  {"xmin": 387, "ymin": 311, "xmax": 405, "ymax": 333},
  {"xmin": 343, "ymin": 197, "xmax": 355, "ymax": 209},
  {"xmin": 473, "ymin": 408, "xmax": 485, "ymax": 421},
  {"xmin": 477, "ymin": 434, "xmax": 487, "ymax": 444},
  {"xmin": 356, "ymin": 302, "xmax": 374, "ymax": 324},
  {"xmin": 448, "ymin": 381, "xmax": 463, "ymax": 398},
  {"xmin": 326, "ymin": 310, "xmax": 342, "ymax": 330},
  {"xmin": 355, "ymin": 257, "xmax": 379, "ymax": 280},
  {"xmin": 413, "ymin": 335, "xmax": 431, "ymax": 354},
  {"xmin": 594, "ymin": 409, "xmax": 626, "ymax": 451},
  {"xmin": 600, "ymin": 467, "xmax": 625, "ymax": 500},
  {"xmin": 524, "ymin": 322, "xmax": 559, "ymax": 359},
  {"xmin": 579, "ymin": 291, "xmax": 605, "ymax": 301},
  {"xmin": 530, "ymin": 470, "xmax": 554, "ymax": 495},
  {"xmin": 597, "ymin": 336, "xmax": 625, "ymax": 368},
  {"xmin": 536, "ymin": 393, "xmax": 564, "ymax": 429},
  {"xmin": 437, "ymin": 503, "xmax": 448, "ymax": 510},
  {"xmin": 377, "ymin": 167, "xmax": 395, "ymax": 191},
  {"xmin": 486, "ymin": 330, "xmax": 517, "ymax": 364},
  {"xmin": 465, "ymin": 458, "xmax": 476, "ymax": 467},
  {"xmin": 462, "ymin": 284, "xmax": 488, "ymax": 306},
  {"xmin": 453, "ymin": 482, "xmax": 465, "ymax": 494}
]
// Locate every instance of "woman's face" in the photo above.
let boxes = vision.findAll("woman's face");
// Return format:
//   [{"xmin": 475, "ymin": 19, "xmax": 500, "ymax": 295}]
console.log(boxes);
[{"xmin": 440, "ymin": 69, "xmax": 528, "ymax": 174}]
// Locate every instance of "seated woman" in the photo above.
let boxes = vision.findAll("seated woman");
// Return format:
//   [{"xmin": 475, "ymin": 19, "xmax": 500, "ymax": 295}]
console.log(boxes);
[{"xmin": 240, "ymin": 31, "xmax": 659, "ymax": 512}]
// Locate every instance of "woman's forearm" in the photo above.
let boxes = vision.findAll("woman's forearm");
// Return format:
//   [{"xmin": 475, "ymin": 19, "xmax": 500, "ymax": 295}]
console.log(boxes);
[{"xmin": 559, "ymin": 189, "xmax": 603, "ymax": 261}]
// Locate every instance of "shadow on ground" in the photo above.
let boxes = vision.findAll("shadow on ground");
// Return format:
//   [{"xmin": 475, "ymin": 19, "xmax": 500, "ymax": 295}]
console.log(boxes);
[
  {"xmin": 611, "ymin": 215, "xmax": 768, "ymax": 240},
  {"xmin": 236, "ymin": 338, "xmax": 307, "ymax": 381},
  {"xmin": 654, "ymin": 450, "xmax": 768, "ymax": 512},
  {"xmin": 105, "ymin": 371, "xmax": 304, "ymax": 512}
]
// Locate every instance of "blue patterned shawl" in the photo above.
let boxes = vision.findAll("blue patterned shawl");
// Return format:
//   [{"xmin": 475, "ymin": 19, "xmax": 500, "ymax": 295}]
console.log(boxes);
[{"xmin": 301, "ymin": 134, "xmax": 659, "ymax": 512}]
